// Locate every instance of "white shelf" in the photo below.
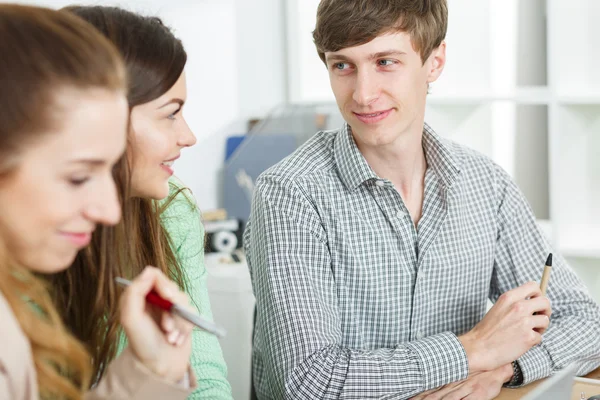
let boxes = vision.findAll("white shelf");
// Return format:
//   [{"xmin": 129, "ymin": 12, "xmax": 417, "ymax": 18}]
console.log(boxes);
[
  {"xmin": 557, "ymin": 95, "xmax": 600, "ymax": 105},
  {"xmin": 534, "ymin": 221, "xmax": 600, "ymax": 260},
  {"xmin": 560, "ymin": 247, "xmax": 600, "ymax": 260},
  {"xmin": 548, "ymin": 0, "xmax": 600, "ymax": 97},
  {"xmin": 425, "ymin": 103, "xmax": 494, "ymax": 157},
  {"xmin": 427, "ymin": 88, "xmax": 552, "ymax": 105},
  {"xmin": 551, "ymin": 104, "xmax": 600, "ymax": 254}
]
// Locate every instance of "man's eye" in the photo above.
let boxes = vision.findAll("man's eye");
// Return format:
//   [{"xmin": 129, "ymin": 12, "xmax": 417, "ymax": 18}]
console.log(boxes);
[{"xmin": 378, "ymin": 59, "xmax": 395, "ymax": 66}]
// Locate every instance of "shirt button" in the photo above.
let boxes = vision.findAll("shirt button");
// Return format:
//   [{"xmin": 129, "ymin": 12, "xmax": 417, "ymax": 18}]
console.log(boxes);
[
  {"xmin": 375, "ymin": 180, "xmax": 385, "ymax": 187},
  {"xmin": 396, "ymin": 210, "xmax": 406, "ymax": 218},
  {"xmin": 416, "ymin": 331, "xmax": 424, "ymax": 339}
]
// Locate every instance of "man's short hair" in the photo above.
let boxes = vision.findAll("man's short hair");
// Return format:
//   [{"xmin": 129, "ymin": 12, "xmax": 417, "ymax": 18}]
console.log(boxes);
[{"xmin": 313, "ymin": 0, "xmax": 448, "ymax": 65}]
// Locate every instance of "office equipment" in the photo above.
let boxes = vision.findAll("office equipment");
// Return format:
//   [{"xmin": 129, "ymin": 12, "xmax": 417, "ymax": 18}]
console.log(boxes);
[
  {"xmin": 205, "ymin": 218, "xmax": 242, "ymax": 254},
  {"xmin": 522, "ymin": 365, "xmax": 577, "ymax": 400},
  {"xmin": 222, "ymin": 103, "xmax": 345, "ymax": 224}
]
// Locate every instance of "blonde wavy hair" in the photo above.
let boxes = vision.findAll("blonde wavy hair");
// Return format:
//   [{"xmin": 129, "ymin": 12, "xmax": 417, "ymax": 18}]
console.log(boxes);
[{"xmin": 0, "ymin": 4, "xmax": 126, "ymax": 399}]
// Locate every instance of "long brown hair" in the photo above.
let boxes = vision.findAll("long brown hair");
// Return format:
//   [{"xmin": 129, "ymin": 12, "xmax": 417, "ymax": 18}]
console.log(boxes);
[
  {"xmin": 50, "ymin": 5, "xmax": 190, "ymax": 383},
  {"xmin": 0, "ymin": 4, "xmax": 126, "ymax": 399}
]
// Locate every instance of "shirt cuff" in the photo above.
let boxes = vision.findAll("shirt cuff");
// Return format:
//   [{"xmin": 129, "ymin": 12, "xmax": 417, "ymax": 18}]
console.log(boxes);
[
  {"xmin": 405, "ymin": 332, "xmax": 469, "ymax": 390},
  {"xmin": 516, "ymin": 345, "xmax": 553, "ymax": 385}
]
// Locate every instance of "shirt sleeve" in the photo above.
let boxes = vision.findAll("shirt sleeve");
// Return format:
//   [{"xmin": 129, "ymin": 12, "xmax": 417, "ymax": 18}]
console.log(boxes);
[
  {"xmin": 0, "ymin": 359, "xmax": 16, "ymax": 400},
  {"xmin": 86, "ymin": 347, "xmax": 196, "ymax": 400},
  {"xmin": 489, "ymin": 165, "xmax": 600, "ymax": 385},
  {"xmin": 160, "ymin": 180, "xmax": 233, "ymax": 399},
  {"xmin": 244, "ymin": 174, "xmax": 469, "ymax": 399}
]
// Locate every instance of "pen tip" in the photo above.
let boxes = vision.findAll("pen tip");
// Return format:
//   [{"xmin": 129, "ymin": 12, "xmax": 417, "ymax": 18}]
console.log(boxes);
[{"xmin": 546, "ymin": 253, "xmax": 552, "ymax": 266}]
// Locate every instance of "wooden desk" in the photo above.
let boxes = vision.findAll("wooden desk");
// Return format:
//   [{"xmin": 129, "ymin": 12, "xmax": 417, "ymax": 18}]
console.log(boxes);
[{"xmin": 497, "ymin": 367, "xmax": 600, "ymax": 399}]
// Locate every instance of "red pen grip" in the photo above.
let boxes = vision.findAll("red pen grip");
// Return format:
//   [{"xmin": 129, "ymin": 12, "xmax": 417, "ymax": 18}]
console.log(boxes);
[{"xmin": 145, "ymin": 290, "xmax": 174, "ymax": 311}]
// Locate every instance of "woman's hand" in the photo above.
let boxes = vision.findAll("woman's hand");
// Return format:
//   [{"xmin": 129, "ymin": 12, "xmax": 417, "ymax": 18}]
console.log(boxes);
[{"xmin": 119, "ymin": 266, "xmax": 193, "ymax": 383}]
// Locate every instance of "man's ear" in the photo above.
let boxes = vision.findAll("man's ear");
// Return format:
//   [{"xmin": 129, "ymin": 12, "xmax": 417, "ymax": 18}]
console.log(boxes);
[{"xmin": 427, "ymin": 41, "xmax": 446, "ymax": 84}]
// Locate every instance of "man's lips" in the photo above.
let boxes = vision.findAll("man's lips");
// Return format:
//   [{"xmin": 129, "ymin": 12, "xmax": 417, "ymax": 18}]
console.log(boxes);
[{"xmin": 353, "ymin": 109, "xmax": 393, "ymax": 124}]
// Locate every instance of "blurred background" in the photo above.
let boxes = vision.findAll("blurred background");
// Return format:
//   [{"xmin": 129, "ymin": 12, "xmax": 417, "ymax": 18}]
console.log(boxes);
[{"xmin": 4, "ymin": 0, "xmax": 600, "ymax": 398}]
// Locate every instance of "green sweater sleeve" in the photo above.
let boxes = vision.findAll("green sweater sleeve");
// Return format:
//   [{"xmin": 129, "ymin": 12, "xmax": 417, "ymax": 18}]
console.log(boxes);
[
  {"xmin": 117, "ymin": 179, "xmax": 232, "ymax": 399},
  {"xmin": 159, "ymin": 180, "xmax": 233, "ymax": 399}
]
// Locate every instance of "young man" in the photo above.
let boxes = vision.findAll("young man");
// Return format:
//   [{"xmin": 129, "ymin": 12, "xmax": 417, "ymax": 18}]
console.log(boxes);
[{"xmin": 244, "ymin": 1, "xmax": 600, "ymax": 398}]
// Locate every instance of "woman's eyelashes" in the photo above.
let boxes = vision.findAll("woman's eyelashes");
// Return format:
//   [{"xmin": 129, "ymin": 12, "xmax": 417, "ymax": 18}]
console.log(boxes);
[
  {"xmin": 167, "ymin": 107, "xmax": 182, "ymax": 120},
  {"xmin": 68, "ymin": 176, "xmax": 90, "ymax": 187}
]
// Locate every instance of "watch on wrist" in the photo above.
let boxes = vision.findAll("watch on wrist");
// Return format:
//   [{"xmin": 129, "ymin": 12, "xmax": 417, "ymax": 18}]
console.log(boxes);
[{"xmin": 507, "ymin": 360, "xmax": 524, "ymax": 386}]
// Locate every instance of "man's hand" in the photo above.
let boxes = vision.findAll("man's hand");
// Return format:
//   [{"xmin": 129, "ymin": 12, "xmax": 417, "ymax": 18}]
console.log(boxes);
[
  {"xmin": 410, "ymin": 364, "xmax": 513, "ymax": 400},
  {"xmin": 458, "ymin": 281, "xmax": 551, "ymax": 373}
]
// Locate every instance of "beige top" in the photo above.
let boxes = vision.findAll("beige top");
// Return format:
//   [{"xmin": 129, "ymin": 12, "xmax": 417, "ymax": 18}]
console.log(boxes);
[{"xmin": 0, "ymin": 292, "xmax": 196, "ymax": 400}]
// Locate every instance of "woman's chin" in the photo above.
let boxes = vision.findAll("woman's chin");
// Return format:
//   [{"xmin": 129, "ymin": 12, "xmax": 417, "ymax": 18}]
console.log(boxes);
[
  {"xmin": 28, "ymin": 253, "xmax": 78, "ymax": 275},
  {"xmin": 132, "ymin": 180, "xmax": 170, "ymax": 200}
]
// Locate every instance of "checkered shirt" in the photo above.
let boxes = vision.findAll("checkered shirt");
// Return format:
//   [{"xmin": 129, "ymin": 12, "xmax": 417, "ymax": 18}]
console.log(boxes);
[{"xmin": 243, "ymin": 122, "xmax": 600, "ymax": 399}]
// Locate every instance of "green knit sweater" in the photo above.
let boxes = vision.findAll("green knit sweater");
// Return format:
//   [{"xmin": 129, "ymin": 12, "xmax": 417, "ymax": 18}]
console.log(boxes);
[{"xmin": 117, "ymin": 178, "xmax": 232, "ymax": 399}]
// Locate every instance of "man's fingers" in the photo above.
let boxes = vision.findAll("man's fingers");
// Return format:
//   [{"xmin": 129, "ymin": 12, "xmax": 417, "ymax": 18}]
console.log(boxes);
[
  {"xmin": 411, "ymin": 389, "xmax": 434, "ymax": 400},
  {"xmin": 523, "ymin": 295, "xmax": 552, "ymax": 316},
  {"xmin": 422, "ymin": 381, "xmax": 464, "ymax": 400},
  {"xmin": 441, "ymin": 384, "xmax": 471, "ymax": 400},
  {"xmin": 532, "ymin": 313, "xmax": 551, "ymax": 335},
  {"xmin": 498, "ymin": 281, "xmax": 542, "ymax": 306},
  {"xmin": 531, "ymin": 314, "xmax": 550, "ymax": 330}
]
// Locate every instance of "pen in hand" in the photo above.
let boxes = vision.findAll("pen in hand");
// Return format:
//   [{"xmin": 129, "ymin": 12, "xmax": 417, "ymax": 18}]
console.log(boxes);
[
  {"xmin": 540, "ymin": 253, "xmax": 553, "ymax": 296},
  {"xmin": 532, "ymin": 254, "xmax": 552, "ymax": 320},
  {"xmin": 115, "ymin": 277, "xmax": 227, "ymax": 338}
]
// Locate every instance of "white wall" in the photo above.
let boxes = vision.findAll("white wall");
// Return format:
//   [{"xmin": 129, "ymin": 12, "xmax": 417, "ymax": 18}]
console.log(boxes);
[
  {"xmin": 235, "ymin": 0, "xmax": 287, "ymax": 120},
  {"xmin": 168, "ymin": 0, "xmax": 287, "ymax": 211},
  {"xmin": 286, "ymin": 0, "xmax": 333, "ymax": 103},
  {"xmin": 3, "ymin": 0, "xmax": 287, "ymax": 211}
]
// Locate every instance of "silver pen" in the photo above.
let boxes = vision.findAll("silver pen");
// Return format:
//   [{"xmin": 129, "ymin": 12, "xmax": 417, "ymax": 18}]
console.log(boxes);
[{"xmin": 115, "ymin": 277, "xmax": 227, "ymax": 338}]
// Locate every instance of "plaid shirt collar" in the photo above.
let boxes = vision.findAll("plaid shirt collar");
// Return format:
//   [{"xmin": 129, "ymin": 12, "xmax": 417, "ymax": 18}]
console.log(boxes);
[{"xmin": 334, "ymin": 122, "xmax": 462, "ymax": 191}]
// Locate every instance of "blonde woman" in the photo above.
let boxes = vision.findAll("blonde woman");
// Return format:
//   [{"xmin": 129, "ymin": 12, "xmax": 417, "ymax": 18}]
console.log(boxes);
[{"xmin": 0, "ymin": 5, "xmax": 195, "ymax": 399}]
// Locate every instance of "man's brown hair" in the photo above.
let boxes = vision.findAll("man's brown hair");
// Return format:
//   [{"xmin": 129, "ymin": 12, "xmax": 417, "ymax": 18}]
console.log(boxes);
[{"xmin": 313, "ymin": 0, "xmax": 448, "ymax": 64}]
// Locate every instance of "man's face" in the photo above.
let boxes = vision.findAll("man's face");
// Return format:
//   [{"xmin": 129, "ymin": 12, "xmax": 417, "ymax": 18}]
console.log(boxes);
[{"xmin": 325, "ymin": 31, "xmax": 445, "ymax": 150}]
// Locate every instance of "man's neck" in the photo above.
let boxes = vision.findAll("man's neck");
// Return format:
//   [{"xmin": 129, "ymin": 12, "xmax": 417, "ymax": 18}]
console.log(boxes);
[
  {"xmin": 356, "ymin": 125, "xmax": 427, "ymax": 193},
  {"xmin": 355, "ymin": 123, "xmax": 427, "ymax": 225}
]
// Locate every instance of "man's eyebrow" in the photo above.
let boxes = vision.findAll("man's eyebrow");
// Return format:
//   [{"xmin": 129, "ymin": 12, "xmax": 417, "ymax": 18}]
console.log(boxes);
[
  {"xmin": 325, "ymin": 53, "xmax": 353, "ymax": 63},
  {"xmin": 326, "ymin": 50, "xmax": 407, "ymax": 63},
  {"xmin": 369, "ymin": 50, "xmax": 407, "ymax": 59}
]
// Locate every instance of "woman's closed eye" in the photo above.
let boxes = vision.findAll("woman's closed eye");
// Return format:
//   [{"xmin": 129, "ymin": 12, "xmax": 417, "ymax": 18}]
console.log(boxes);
[
  {"xmin": 167, "ymin": 107, "xmax": 182, "ymax": 120},
  {"xmin": 68, "ymin": 176, "xmax": 90, "ymax": 187}
]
